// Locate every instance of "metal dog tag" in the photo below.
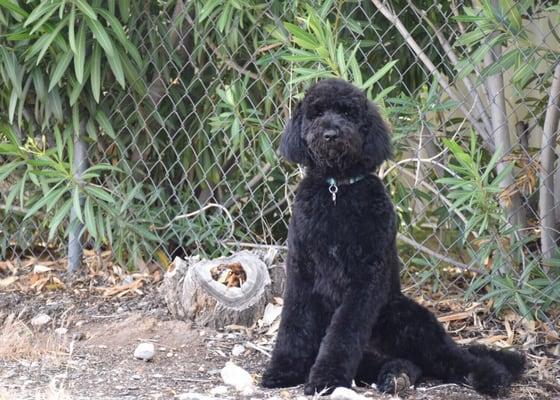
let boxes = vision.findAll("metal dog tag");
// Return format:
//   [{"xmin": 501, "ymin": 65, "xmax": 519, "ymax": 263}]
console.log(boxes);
[{"xmin": 328, "ymin": 183, "xmax": 338, "ymax": 204}]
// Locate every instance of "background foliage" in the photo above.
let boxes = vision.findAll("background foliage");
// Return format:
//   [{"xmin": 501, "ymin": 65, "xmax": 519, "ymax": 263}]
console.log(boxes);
[{"xmin": 1, "ymin": 0, "xmax": 559, "ymax": 322}]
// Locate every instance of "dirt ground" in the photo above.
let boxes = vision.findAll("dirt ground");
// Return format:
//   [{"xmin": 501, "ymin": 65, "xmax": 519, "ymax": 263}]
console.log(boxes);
[{"xmin": 0, "ymin": 265, "xmax": 559, "ymax": 400}]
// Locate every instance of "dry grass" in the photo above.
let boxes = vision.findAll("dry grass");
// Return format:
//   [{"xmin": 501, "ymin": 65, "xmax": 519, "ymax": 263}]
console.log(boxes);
[
  {"xmin": 0, "ymin": 315, "xmax": 73, "ymax": 400},
  {"xmin": 0, "ymin": 313, "xmax": 69, "ymax": 364}
]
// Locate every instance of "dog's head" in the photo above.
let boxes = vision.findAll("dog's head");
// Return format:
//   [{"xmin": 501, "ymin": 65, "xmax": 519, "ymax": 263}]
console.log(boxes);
[{"xmin": 280, "ymin": 79, "xmax": 392, "ymax": 176}]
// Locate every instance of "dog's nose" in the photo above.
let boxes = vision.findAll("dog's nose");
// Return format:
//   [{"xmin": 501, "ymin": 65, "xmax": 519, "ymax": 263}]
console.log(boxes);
[{"xmin": 323, "ymin": 130, "xmax": 339, "ymax": 141}]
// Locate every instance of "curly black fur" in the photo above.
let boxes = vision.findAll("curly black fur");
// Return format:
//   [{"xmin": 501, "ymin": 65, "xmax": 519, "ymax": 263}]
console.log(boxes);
[{"xmin": 261, "ymin": 79, "xmax": 524, "ymax": 396}]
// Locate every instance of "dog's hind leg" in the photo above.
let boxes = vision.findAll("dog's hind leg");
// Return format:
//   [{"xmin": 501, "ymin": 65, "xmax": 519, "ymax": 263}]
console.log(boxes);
[
  {"xmin": 355, "ymin": 352, "xmax": 421, "ymax": 395},
  {"xmin": 371, "ymin": 295, "xmax": 523, "ymax": 396}
]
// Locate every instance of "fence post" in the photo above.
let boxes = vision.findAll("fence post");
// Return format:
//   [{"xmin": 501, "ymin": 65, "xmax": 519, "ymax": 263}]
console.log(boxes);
[{"xmin": 68, "ymin": 130, "xmax": 88, "ymax": 273}]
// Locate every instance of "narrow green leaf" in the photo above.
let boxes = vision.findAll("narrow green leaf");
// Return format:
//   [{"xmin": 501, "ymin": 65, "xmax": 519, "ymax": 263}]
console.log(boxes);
[
  {"xmin": 117, "ymin": 0, "xmax": 130, "ymax": 22},
  {"xmin": 72, "ymin": 187, "xmax": 83, "ymax": 223},
  {"xmin": 106, "ymin": 50, "xmax": 125, "ymax": 88},
  {"xmin": 97, "ymin": 209, "xmax": 106, "ymax": 242},
  {"xmin": 8, "ymin": 89, "xmax": 17, "ymax": 123},
  {"xmin": 361, "ymin": 60, "xmax": 398, "ymax": 90},
  {"xmin": 84, "ymin": 197, "xmax": 97, "ymax": 239},
  {"xmin": 94, "ymin": 110, "xmax": 116, "ymax": 138},
  {"xmin": 29, "ymin": 5, "xmax": 60, "ymax": 35},
  {"xmin": 0, "ymin": 161, "xmax": 23, "ymax": 182},
  {"xmin": 198, "ymin": 0, "xmax": 220, "ymax": 22},
  {"xmin": 85, "ymin": 186, "xmax": 115, "ymax": 203},
  {"xmin": 478, "ymin": 49, "xmax": 519, "ymax": 81},
  {"xmin": 74, "ymin": 23, "xmax": 86, "ymax": 83},
  {"xmin": 48, "ymin": 199, "xmax": 72, "ymax": 241},
  {"xmin": 1, "ymin": 123, "xmax": 21, "ymax": 146},
  {"xmin": 24, "ymin": 2, "xmax": 57, "ymax": 28},
  {"xmin": 1, "ymin": 48, "xmax": 22, "ymax": 96},
  {"xmin": 284, "ymin": 22, "xmax": 319, "ymax": 50},
  {"xmin": 69, "ymin": 76, "xmax": 86, "ymax": 105},
  {"xmin": 84, "ymin": 164, "xmax": 122, "ymax": 174},
  {"xmin": 96, "ymin": 8, "xmax": 141, "ymax": 65},
  {"xmin": 129, "ymin": 224, "xmax": 159, "ymax": 242},
  {"xmin": 91, "ymin": 44, "xmax": 101, "ymax": 102},
  {"xmin": 0, "ymin": 0, "xmax": 28, "ymax": 17},
  {"xmin": 54, "ymin": 126, "xmax": 64, "ymax": 160},
  {"xmin": 24, "ymin": 185, "xmax": 65, "ymax": 220},
  {"xmin": 49, "ymin": 51, "xmax": 73, "ymax": 91},
  {"xmin": 119, "ymin": 184, "xmax": 142, "ymax": 214},
  {"xmin": 31, "ymin": 69, "xmax": 47, "ymax": 103},
  {"xmin": 85, "ymin": 16, "xmax": 114, "ymax": 57},
  {"xmin": 75, "ymin": 0, "xmax": 97, "ymax": 20},
  {"xmin": 4, "ymin": 179, "xmax": 22, "ymax": 214},
  {"xmin": 34, "ymin": 21, "xmax": 67, "ymax": 64},
  {"xmin": 372, "ymin": 85, "xmax": 396, "ymax": 103}
]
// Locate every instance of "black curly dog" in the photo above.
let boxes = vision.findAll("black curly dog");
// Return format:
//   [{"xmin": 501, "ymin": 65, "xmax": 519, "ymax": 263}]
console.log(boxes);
[{"xmin": 261, "ymin": 79, "xmax": 524, "ymax": 396}]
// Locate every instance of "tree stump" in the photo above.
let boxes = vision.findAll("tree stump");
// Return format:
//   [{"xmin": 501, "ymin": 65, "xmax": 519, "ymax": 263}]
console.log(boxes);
[{"xmin": 161, "ymin": 250, "xmax": 285, "ymax": 328}]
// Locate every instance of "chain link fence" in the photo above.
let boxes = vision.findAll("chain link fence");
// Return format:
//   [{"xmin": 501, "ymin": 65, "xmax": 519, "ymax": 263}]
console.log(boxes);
[{"xmin": 1, "ymin": 0, "xmax": 559, "ymax": 325}]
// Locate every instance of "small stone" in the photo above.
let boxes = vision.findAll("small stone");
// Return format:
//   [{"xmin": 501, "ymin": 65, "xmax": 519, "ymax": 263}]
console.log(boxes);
[
  {"xmin": 55, "ymin": 327, "xmax": 68, "ymax": 336},
  {"xmin": 220, "ymin": 361, "xmax": 255, "ymax": 395},
  {"xmin": 134, "ymin": 342, "xmax": 155, "ymax": 361},
  {"xmin": 166, "ymin": 351, "xmax": 173, "ymax": 357},
  {"xmin": 131, "ymin": 375, "xmax": 141, "ymax": 380},
  {"xmin": 231, "ymin": 344, "xmax": 245, "ymax": 356},
  {"xmin": 330, "ymin": 387, "xmax": 367, "ymax": 400},
  {"xmin": 72, "ymin": 332, "xmax": 86, "ymax": 341},
  {"xmin": 31, "ymin": 313, "xmax": 51, "ymax": 326},
  {"xmin": 198, "ymin": 366, "xmax": 205, "ymax": 372}
]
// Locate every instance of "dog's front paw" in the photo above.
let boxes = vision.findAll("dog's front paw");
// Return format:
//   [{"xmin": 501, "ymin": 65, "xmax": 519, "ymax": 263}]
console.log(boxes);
[
  {"xmin": 377, "ymin": 372, "xmax": 411, "ymax": 395},
  {"xmin": 303, "ymin": 375, "xmax": 350, "ymax": 396},
  {"xmin": 261, "ymin": 368, "xmax": 305, "ymax": 388}
]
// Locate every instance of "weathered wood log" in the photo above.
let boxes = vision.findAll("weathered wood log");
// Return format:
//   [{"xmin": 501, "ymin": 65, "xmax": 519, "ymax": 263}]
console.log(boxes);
[{"xmin": 161, "ymin": 250, "xmax": 284, "ymax": 328}]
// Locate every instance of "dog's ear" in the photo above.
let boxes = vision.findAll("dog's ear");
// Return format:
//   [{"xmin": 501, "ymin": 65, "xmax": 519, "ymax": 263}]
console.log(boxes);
[
  {"xmin": 279, "ymin": 102, "xmax": 311, "ymax": 165},
  {"xmin": 362, "ymin": 99, "xmax": 392, "ymax": 170}
]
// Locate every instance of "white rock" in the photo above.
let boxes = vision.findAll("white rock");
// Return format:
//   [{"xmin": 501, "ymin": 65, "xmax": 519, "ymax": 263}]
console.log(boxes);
[
  {"xmin": 134, "ymin": 342, "xmax": 155, "ymax": 361},
  {"xmin": 55, "ymin": 327, "xmax": 68, "ymax": 336},
  {"xmin": 209, "ymin": 386, "xmax": 228, "ymax": 395},
  {"xmin": 31, "ymin": 313, "xmax": 51, "ymax": 326},
  {"xmin": 231, "ymin": 344, "xmax": 245, "ymax": 356},
  {"xmin": 220, "ymin": 361, "xmax": 255, "ymax": 395},
  {"xmin": 261, "ymin": 303, "xmax": 283, "ymax": 326},
  {"xmin": 330, "ymin": 387, "xmax": 367, "ymax": 400},
  {"xmin": 33, "ymin": 265, "xmax": 51, "ymax": 274}
]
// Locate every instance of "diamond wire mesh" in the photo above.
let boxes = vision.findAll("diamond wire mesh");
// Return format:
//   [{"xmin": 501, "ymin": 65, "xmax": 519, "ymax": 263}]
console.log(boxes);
[{"xmin": 1, "ymin": 1, "xmax": 559, "ymax": 324}]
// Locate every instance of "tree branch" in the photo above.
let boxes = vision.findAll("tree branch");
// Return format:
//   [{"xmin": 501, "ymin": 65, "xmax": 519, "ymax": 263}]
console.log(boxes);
[
  {"xmin": 539, "ymin": 62, "xmax": 560, "ymax": 261},
  {"xmin": 370, "ymin": 0, "xmax": 495, "ymax": 151},
  {"xmin": 406, "ymin": 0, "xmax": 493, "ymax": 137},
  {"xmin": 396, "ymin": 233, "xmax": 483, "ymax": 274},
  {"xmin": 484, "ymin": 29, "xmax": 526, "ymax": 234}
]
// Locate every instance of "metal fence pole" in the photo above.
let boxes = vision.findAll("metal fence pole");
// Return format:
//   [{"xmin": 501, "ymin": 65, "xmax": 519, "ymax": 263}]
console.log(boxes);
[{"xmin": 67, "ymin": 130, "xmax": 88, "ymax": 273}]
